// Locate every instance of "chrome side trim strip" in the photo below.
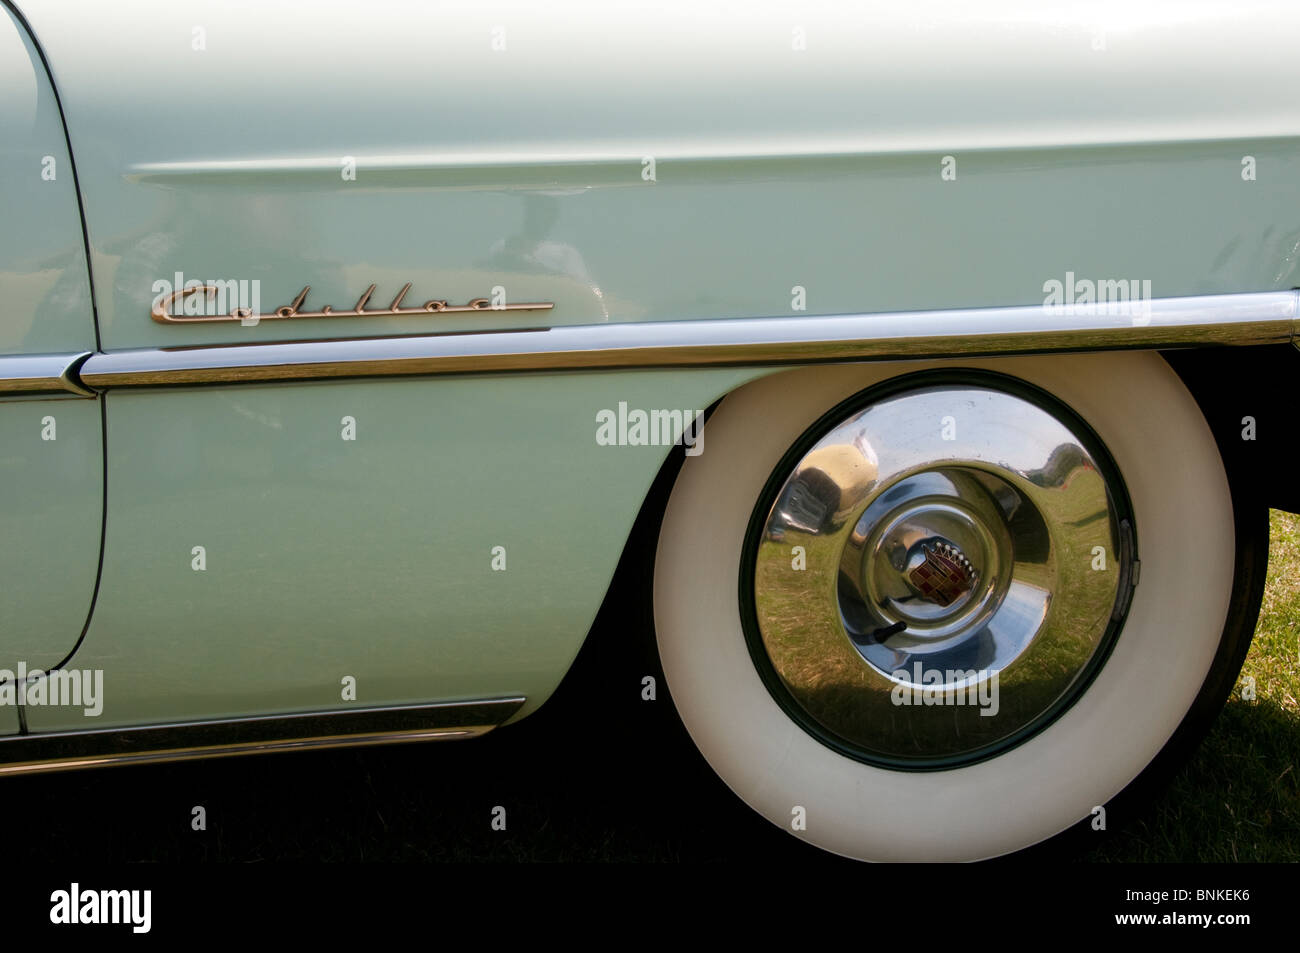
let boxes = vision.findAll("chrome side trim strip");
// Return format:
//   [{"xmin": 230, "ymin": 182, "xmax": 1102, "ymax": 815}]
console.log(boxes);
[
  {"xmin": 0, "ymin": 351, "xmax": 95, "ymax": 398},
  {"xmin": 77, "ymin": 291, "xmax": 1300, "ymax": 389},
  {"xmin": 0, "ymin": 696, "xmax": 524, "ymax": 776}
]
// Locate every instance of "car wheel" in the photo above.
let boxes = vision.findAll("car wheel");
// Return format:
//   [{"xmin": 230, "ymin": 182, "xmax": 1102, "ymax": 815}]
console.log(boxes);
[{"xmin": 653, "ymin": 351, "xmax": 1263, "ymax": 861}]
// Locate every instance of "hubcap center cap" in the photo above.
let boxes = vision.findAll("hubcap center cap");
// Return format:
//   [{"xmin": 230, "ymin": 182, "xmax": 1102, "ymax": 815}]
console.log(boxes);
[
  {"xmin": 849, "ymin": 475, "xmax": 1010, "ymax": 641},
  {"xmin": 905, "ymin": 538, "xmax": 978, "ymax": 608}
]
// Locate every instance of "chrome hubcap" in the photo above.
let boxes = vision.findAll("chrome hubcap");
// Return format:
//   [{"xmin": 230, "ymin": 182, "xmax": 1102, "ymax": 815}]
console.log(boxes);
[{"xmin": 747, "ymin": 373, "xmax": 1135, "ymax": 767}]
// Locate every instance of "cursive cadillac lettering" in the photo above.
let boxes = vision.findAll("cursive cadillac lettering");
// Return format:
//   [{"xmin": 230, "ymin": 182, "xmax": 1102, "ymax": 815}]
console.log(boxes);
[{"xmin": 151, "ymin": 282, "xmax": 554, "ymax": 324}]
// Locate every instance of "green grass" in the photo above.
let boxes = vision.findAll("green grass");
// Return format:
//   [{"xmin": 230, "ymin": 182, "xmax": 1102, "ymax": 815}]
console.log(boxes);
[
  {"xmin": 1082, "ymin": 509, "xmax": 1300, "ymax": 861},
  {"xmin": 754, "ymin": 469, "xmax": 1124, "ymax": 760}
]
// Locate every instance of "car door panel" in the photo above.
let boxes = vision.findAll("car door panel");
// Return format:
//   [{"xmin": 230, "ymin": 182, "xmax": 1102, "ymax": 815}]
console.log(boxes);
[
  {"xmin": 0, "ymin": 4, "xmax": 93, "ymax": 353},
  {"xmin": 0, "ymin": 398, "xmax": 100, "ymax": 674},
  {"xmin": 0, "ymin": 4, "xmax": 101, "ymax": 689}
]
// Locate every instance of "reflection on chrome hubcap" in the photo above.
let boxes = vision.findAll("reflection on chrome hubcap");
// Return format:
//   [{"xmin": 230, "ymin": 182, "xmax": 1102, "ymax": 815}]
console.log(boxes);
[{"xmin": 746, "ymin": 372, "xmax": 1136, "ymax": 768}]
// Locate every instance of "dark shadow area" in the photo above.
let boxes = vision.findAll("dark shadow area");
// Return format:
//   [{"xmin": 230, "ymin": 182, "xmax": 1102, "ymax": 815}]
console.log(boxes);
[{"xmin": 1079, "ymin": 697, "xmax": 1300, "ymax": 863}]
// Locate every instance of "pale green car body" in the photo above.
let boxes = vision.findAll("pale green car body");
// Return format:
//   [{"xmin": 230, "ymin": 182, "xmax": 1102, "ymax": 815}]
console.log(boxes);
[{"xmin": 2, "ymin": 1, "xmax": 1299, "ymax": 746}]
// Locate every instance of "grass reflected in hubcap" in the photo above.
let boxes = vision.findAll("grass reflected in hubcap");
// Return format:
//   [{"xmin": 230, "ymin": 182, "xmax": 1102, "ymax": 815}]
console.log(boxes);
[{"xmin": 743, "ymin": 370, "xmax": 1136, "ymax": 769}]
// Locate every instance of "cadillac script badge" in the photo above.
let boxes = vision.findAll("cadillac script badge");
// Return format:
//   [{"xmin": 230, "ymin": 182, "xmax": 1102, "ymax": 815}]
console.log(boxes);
[{"xmin": 152, "ymin": 282, "xmax": 554, "ymax": 324}]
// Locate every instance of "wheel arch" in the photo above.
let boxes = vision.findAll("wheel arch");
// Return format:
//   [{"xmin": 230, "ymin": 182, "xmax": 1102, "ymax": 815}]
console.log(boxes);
[
  {"xmin": 1162, "ymin": 343, "xmax": 1300, "ymax": 515},
  {"xmin": 555, "ymin": 348, "xmax": 1273, "ymax": 860}
]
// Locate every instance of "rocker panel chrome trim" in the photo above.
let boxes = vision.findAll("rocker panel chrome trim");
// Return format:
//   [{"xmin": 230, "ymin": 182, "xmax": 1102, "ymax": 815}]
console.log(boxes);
[
  {"xmin": 0, "ymin": 352, "xmax": 95, "ymax": 398},
  {"xmin": 3, "ymin": 292, "xmax": 1293, "ymax": 396},
  {"xmin": 0, "ymin": 696, "xmax": 524, "ymax": 776},
  {"xmin": 76, "ymin": 292, "xmax": 1300, "ymax": 389}
]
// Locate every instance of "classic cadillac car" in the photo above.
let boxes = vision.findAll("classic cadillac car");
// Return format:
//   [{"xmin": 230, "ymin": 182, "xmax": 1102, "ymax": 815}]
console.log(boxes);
[{"xmin": 2, "ymin": 0, "xmax": 1297, "ymax": 862}]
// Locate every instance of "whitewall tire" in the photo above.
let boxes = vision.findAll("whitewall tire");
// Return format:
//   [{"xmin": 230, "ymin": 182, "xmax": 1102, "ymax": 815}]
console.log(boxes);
[{"xmin": 653, "ymin": 352, "xmax": 1251, "ymax": 862}]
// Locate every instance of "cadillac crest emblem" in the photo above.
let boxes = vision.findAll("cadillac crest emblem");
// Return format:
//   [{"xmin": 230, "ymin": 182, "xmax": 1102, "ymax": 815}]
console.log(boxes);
[{"xmin": 907, "ymin": 540, "xmax": 978, "ymax": 608}]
